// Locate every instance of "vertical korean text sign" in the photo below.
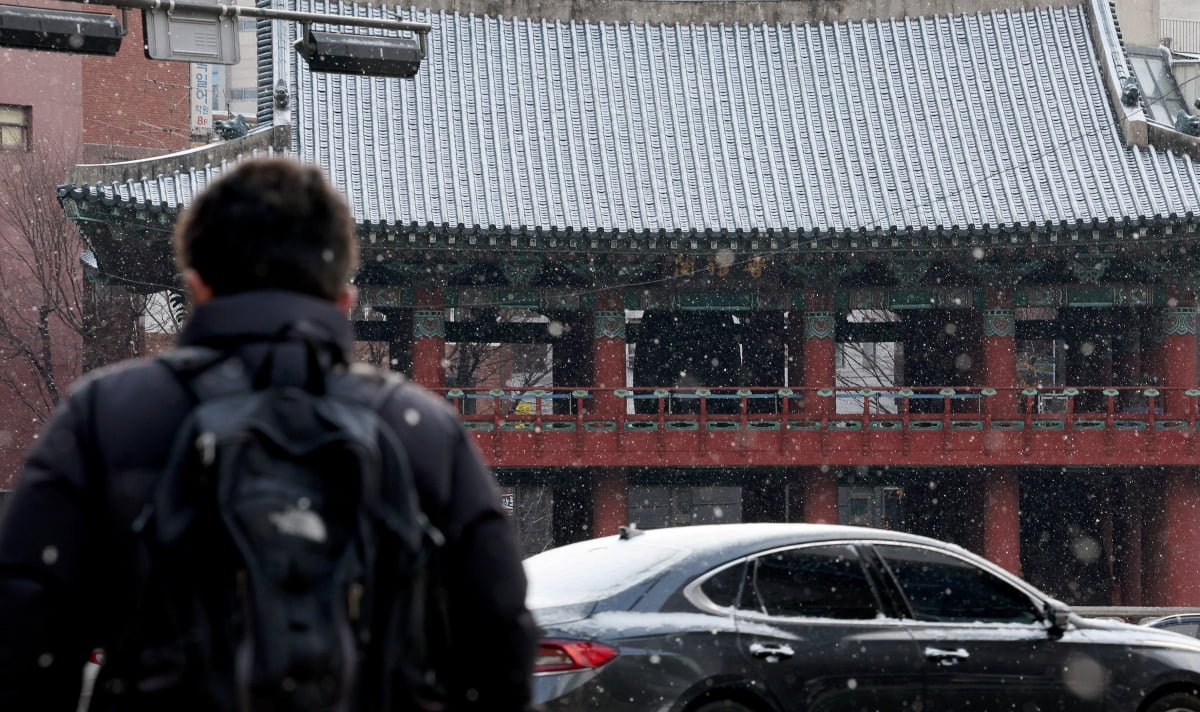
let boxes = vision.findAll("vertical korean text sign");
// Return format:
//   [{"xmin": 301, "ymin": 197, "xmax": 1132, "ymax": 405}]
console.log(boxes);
[{"xmin": 191, "ymin": 63, "xmax": 212, "ymax": 139}]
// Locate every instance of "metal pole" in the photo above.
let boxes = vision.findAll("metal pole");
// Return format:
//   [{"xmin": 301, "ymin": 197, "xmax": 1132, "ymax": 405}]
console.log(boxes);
[{"xmin": 76, "ymin": 0, "xmax": 431, "ymax": 33}]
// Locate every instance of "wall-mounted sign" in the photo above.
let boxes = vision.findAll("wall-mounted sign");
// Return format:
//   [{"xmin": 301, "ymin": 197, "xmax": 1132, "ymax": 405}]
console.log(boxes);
[{"xmin": 191, "ymin": 63, "xmax": 212, "ymax": 137}]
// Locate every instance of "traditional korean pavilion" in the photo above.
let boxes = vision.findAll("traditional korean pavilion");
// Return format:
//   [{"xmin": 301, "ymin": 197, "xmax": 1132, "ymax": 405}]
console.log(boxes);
[{"xmin": 58, "ymin": 0, "xmax": 1200, "ymax": 606}]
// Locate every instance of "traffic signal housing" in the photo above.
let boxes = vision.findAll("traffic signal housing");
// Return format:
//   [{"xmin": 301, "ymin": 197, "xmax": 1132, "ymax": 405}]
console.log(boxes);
[
  {"xmin": 294, "ymin": 27, "xmax": 422, "ymax": 79},
  {"xmin": 0, "ymin": 4, "xmax": 122, "ymax": 56}
]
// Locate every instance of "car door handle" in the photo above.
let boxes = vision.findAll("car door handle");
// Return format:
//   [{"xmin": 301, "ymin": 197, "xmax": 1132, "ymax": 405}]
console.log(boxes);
[
  {"xmin": 748, "ymin": 642, "xmax": 795, "ymax": 662},
  {"xmin": 924, "ymin": 647, "xmax": 970, "ymax": 666}
]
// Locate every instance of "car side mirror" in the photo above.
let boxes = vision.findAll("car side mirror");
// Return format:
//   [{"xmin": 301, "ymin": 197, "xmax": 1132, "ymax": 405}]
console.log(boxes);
[{"xmin": 1043, "ymin": 598, "xmax": 1072, "ymax": 637}]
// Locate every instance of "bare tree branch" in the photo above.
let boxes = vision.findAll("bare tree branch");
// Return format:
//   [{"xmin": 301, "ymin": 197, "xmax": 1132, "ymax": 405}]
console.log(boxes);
[
  {"xmin": 0, "ymin": 140, "xmax": 92, "ymax": 423},
  {"xmin": 354, "ymin": 339, "xmax": 392, "ymax": 369},
  {"xmin": 445, "ymin": 309, "xmax": 556, "ymax": 412},
  {"xmin": 836, "ymin": 309, "xmax": 902, "ymax": 413}
]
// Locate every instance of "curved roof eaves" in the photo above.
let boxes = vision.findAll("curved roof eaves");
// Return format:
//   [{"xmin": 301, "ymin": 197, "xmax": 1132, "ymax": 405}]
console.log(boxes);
[
  {"xmin": 60, "ymin": 5, "xmax": 1200, "ymax": 240},
  {"xmin": 286, "ymin": 5, "xmax": 1200, "ymax": 235}
]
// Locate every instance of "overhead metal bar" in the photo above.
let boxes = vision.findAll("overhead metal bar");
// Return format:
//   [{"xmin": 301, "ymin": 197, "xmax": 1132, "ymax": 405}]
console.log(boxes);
[
  {"xmin": 25, "ymin": 0, "xmax": 435, "ymax": 70},
  {"xmin": 74, "ymin": 0, "xmax": 431, "ymax": 34}
]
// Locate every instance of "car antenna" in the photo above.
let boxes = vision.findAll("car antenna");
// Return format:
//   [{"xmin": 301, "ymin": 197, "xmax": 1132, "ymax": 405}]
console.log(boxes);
[{"xmin": 619, "ymin": 523, "xmax": 643, "ymax": 539}]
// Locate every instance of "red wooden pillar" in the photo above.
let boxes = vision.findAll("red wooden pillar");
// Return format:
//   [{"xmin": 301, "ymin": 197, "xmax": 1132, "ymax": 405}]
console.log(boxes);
[
  {"xmin": 981, "ymin": 291, "xmax": 1017, "ymax": 415},
  {"xmin": 591, "ymin": 292, "xmax": 628, "ymax": 535},
  {"xmin": 800, "ymin": 292, "xmax": 837, "ymax": 522},
  {"xmin": 410, "ymin": 289, "xmax": 445, "ymax": 389},
  {"xmin": 978, "ymin": 293, "xmax": 1021, "ymax": 575},
  {"xmin": 981, "ymin": 468, "xmax": 1021, "ymax": 575},
  {"xmin": 803, "ymin": 291, "xmax": 836, "ymax": 417},
  {"xmin": 592, "ymin": 292, "xmax": 627, "ymax": 417},
  {"xmin": 593, "ymin": 469, "xmax": 629, "ymax": 537},
  {"xmin": 1148, "ymin": 468, "xmax": 1200, "ymax": 605},
  {"xmin": 1160, "ymin": 305, "xmax": 1198, "ymax": 416},
  {"xmin": 803, "ymin": 467, "xmax": 839, "ymax": 523}
]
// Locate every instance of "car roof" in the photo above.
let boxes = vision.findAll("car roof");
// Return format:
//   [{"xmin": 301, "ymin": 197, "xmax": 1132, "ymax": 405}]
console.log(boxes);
[
  {"xmin": 524, "ymin": 522, "xmax": 969, "ymax": 617},
  {"xmin": 593, "ymin": 522, "xmax": 952, "ymax": 555},
  {"xmin": 1145, "ymin": 613, "xmax": 1200, "ymax": 626},
  {"xmin": 527, "ymin": 522, "xmax": 970, "ymax": 568}
]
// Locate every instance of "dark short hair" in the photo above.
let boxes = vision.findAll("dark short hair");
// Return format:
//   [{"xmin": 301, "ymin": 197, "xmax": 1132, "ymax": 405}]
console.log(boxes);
[{"xmin": 173, "ymin": 158, "xmax": 358, "ymax": 300}]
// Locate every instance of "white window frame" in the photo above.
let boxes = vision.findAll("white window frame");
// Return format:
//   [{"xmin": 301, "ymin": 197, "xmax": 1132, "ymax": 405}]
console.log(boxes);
[{"xmin": 0, "ymin": 104, "xmax": 30, "ymax": 151}]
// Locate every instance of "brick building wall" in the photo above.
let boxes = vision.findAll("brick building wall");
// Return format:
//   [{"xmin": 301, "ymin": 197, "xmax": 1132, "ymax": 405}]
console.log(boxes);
[
  {"xmin": 0, "ymin": 1, "xmax": 192, "ymax": 486},
  {"xmin": 81, "ymin": 7, "xmax": 191, "ymax": 163},
  {"xmin": 0, "ymin": 25, "xmax": 85, "ymax": 487}
]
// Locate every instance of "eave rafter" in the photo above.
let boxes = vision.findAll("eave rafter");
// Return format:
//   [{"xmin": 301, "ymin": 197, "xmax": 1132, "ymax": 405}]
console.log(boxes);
[{"xmin": 61, "ymin": 195, "xmax": 1200, "ymax": 300}]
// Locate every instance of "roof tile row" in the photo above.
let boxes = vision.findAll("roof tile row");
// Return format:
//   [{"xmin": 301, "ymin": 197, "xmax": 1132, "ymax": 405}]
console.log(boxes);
[{"xmin": 65, "ymin": 3, "xmax": 1200, "ymax": 241}]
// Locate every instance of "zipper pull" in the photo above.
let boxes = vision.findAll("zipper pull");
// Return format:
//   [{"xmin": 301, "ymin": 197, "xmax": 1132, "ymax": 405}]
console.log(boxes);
[{"xmin": 197, "ymin": 431, "xmax": 217, "ymax": 466}]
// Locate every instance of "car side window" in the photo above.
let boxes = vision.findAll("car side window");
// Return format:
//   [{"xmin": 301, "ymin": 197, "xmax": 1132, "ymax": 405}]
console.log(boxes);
[
  {"xmin": 742, "ymin": 544, "xmax": 880, "ymax": 620},
  {"xmin": 699, "ymin": 561, "xmax": 750, "ymax": 608},
  {"xmin": 874, "ymin": 544, "xmax": 1040, "ymax": 624},
  {"xmin": 1156, "ymin": 620, "xmax": 1200, "ymax": 637}
]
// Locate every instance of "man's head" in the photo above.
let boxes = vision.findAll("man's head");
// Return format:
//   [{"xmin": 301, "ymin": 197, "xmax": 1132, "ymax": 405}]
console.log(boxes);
[{"xmin": 173, "ymin": 158, "xmax": 359, "ymax": 308}]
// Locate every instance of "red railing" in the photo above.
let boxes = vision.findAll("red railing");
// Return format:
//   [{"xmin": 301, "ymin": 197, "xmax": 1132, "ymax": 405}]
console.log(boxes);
[
  {"xmin": 434, "ymin": 385, "xmax": 1200, "ymax": 467},
  {"xmin": 438, "ymin": 384, "xmax": 1200, "ymax": 432}
]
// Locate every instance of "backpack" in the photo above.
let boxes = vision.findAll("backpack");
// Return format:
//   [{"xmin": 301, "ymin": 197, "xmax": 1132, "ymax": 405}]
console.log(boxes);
[{"xmin": 109, "ymin": 342, "xmax": 444, "ymax": 712}]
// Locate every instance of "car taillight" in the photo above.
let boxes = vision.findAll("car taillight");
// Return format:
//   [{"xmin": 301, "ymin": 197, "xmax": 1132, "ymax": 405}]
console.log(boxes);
[{"xmin": 535, "ymin": 638, "xmax": 619, "ymax": 673}]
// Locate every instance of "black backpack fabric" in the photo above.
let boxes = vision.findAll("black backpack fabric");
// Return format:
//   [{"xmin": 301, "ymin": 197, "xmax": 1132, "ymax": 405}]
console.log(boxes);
[{"xmin": 105, "ymin": 343, "xmax": 443, "ymax": 712}]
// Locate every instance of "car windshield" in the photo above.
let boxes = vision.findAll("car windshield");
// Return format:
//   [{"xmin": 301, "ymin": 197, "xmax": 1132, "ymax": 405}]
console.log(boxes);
[{"xmin": 524, "ymin": 538, "xmax": 688, "ymax": 609}]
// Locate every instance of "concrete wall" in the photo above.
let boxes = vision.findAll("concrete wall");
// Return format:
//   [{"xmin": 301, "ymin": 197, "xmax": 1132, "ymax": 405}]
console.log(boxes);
[
  {"xmin": 1114, "ymin": 0, "xmax": 1160, "ymax": 48},
  {"xmin": 228, "ymin": 4, "xmax": 260, "ymax": 119},
  {"xmin": 1161, "ymin": 0, "xmax": 1193, "ymax": 21},
  {"xmin": 420, "ymin": 0, "xmax": 1056, "ymax": 25},
  {"xmin": 1161, "ymin": 2, "xmax": 1200, "ymax": 55}
]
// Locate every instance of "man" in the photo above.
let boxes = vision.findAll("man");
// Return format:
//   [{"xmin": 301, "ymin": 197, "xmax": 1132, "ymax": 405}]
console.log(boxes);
[{"xmin": 0, "ymin": 158, "xmax": 537, "ymax": 711}]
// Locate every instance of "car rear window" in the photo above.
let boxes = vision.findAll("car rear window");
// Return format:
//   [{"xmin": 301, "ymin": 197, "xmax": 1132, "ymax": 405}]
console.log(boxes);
[
  {"xmin": 745, "ymin": 544, "xmax": 880, "ymax": 619},
  {"xmin": 524, "ymin": 539, "xmax": 687, "ymax": 610},
  {"xmin": 1158, "ymin": 621, "xmax": 1200, "ymax": 637}
]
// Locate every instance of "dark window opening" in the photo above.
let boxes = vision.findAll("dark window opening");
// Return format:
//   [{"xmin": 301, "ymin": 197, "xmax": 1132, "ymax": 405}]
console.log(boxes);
[
  {"xmin": 875, "ymin": 544, "xmax": 1040, "ymax": 623},
  {"xmin": 742, "ymin": 544, "xmax": 879, "ymax": 619},
  {"xmin": 700, "ymin": 562, "xmax": 750, "ymax": 608},
  {"xmin": 0, "ymin": 105, "xmax": 31, "ymax": 151}
]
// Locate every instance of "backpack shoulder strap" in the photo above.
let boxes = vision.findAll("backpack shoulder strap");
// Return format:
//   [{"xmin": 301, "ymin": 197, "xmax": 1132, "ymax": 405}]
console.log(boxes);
[
  {"xmin": 329, "ymin": 362, "xmax": 408, "ymax": 414},
  {"xmin": 148, "ymin": 346, "xmax": 254, "ymax": 549},
  {"xmin": 157, "ymin": 346, "xmax": 252, "ymax": 402},
  {"xmin": 157, "ymin": 345, "xmax": 225, "ymax": 377}
]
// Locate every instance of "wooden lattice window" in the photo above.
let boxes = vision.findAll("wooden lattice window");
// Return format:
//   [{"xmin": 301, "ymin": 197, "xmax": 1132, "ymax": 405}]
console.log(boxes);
[{"xmin": 0, "ymin": 105, "xmax": 30, "ymax": 151}]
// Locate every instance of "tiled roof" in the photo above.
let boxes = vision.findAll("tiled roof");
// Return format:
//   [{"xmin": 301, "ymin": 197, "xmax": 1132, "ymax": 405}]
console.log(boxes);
[{"xmin": 64, "ymin": 3, "xmax": 1200, "ymax": 240}]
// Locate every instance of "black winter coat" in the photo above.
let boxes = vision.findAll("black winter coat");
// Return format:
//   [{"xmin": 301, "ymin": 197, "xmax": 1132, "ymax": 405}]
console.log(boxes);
[{"xmin": 0, "ymin": 290, "xmax": 536, "ymax": 712}]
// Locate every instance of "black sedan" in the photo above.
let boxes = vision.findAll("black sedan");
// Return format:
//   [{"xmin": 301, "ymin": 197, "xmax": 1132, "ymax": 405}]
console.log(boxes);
[
  {"xmin": 524, "ymin": 523, "xmax": 1200, "ymax": 712},
  {"xmin": 1144, "ymin": 614, "xmax": 1200, "ymax": 639}
]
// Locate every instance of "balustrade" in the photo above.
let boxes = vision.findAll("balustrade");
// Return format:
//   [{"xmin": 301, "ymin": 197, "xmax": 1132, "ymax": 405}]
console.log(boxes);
[
  {"xmin": 436, "ymin": 384, "xmax": 1200, "ymax": 468},
  {"xmin": 439, "ymin": 384, "xmax": 1200, "ymax": 432}
]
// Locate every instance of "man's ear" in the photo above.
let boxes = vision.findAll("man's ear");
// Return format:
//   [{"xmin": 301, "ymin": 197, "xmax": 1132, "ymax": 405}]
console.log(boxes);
[
  {"xmin": 336, "ymin": 284, "xmax": 358, "ymax": 315},
  {"xmin": 183, "ymin": 269, "xmax": 214, "ymax": 306}
]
